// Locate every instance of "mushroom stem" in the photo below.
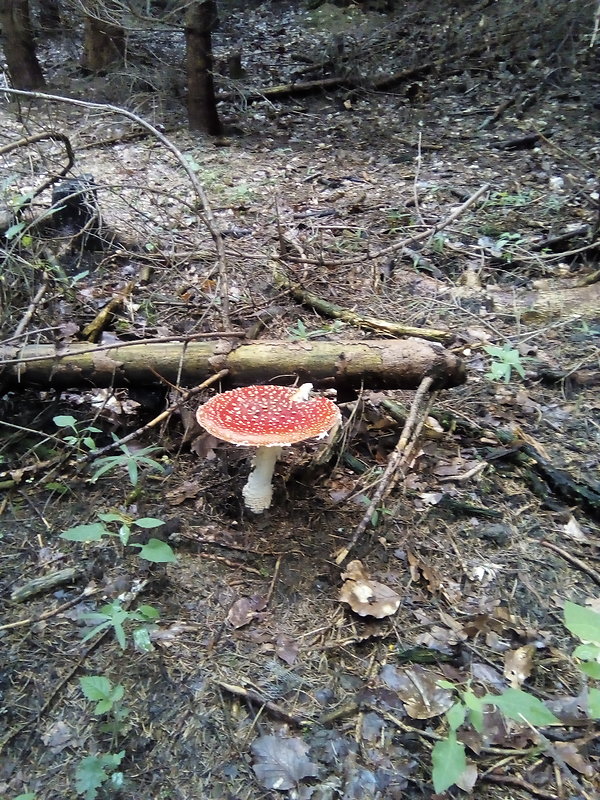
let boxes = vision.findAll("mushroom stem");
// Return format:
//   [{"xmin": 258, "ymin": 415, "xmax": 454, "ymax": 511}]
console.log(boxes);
[{"xmin": 242, "ymin": 445, "xmax": 283, "ymax": 513}]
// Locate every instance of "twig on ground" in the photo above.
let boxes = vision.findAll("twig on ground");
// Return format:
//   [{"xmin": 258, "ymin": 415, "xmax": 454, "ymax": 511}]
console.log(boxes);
[
  {"xmin": 265, "ymin": 555, "xmax": 282, "ymax": 605},
  {"xmin": 0, "ymin": 581, "xmax": 146, "ymax": 756},
  {"xmin": 0, "ymin": 585, "xmax": 100, "ymax": 631},
  {"xmin": 279, "ymin": 280, "xmax": 452, "ymax": 343},
  {"xmin": 214, "ymin": 680, "xmax": 311, "ymax": 726},
  {"xmin": 0, "ymin": 331, "xmax": 246, "ymax": 367},
  {"xmin": 540, "ymin": 540, "xmax": 600, "ymax": 586},
  {"xmin": 335, "ymin": 376, "xmax": 436, "ymax": 565},
  {"xmin": 11, "ymin": 279, "xmax": 49, "ymax": 341},
  {"xmin": 481, "ymin": 773, "xmax": 574, "ymax": 800}
]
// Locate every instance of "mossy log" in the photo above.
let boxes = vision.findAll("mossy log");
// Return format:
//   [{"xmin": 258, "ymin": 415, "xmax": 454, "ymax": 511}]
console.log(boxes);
[{"xmin": 0, "ymin": 338, "xmax": 466, "ymax": 392}]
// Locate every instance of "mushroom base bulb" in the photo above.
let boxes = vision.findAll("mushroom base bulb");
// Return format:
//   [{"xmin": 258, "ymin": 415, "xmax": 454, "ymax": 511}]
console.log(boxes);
[{"xmin": 242, "ymin": 445, "xmax": 282, "ymax": 513}]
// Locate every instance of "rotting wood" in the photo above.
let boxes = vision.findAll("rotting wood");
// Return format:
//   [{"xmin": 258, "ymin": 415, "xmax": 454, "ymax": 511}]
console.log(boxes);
[
  {"xmin": 0, "ymin": 338, "xmax": 467, "ymax": 392},
  {"xmin": 10, "ymin": 567, "xmax": 78, "ymax": 602},
  {"xmin": 502, "ymin": 282, "xmax": 600, "ymax": 323}
]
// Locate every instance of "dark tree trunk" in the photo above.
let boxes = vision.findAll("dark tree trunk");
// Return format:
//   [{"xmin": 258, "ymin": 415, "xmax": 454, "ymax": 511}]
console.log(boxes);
[
  {"xmin": 38, "ymin": 0, "xmax": 61, "ymax": 32},
  {"xmin": 0, "ymin": 0, "xmax": 46, "ymax": 89},
  {"xmin": 81, "ymin": 3, "xmax": 125, "ymax": 73},
  {"xmin": 185, "ymin": 0, "xmax": 223, "ymax": 135}
]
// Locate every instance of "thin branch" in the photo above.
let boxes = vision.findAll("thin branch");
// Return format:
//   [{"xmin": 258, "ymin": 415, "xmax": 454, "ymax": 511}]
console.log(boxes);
[{"xmin": 335, "ymin": 376, "xmax": 436, "ymax": 565}]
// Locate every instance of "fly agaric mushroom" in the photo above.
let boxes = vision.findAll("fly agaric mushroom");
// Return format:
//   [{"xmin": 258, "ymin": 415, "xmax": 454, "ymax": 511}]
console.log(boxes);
[{"xmin": 196, "ymin": 383, "xmax": 340, "ymax": 513}]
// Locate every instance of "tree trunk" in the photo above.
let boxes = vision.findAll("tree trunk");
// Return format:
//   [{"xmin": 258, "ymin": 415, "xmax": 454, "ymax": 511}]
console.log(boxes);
[
  {"xmin": 38, "ymin": 0, "xmax": 61, "ymax": 32},
  {"xmin": 0, "ymin": 338, "xmax": 466, "ymax": 393},
  {"xmin": 0, "ymin": 0, "xmax": 46, "ymax": 89},
  {"xmin": 81, "ymin": 3, "xmax": 125, "ymax": 73},
  {"xmin": 185, "ymin": 0, "xmax": 223, "ymax": 135}
]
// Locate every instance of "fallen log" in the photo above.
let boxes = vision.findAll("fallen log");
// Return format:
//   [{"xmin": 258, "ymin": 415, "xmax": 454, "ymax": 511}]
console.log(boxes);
[{"xmin": 0, "ymin": 338, "xmax": 466, "ymax": 392}]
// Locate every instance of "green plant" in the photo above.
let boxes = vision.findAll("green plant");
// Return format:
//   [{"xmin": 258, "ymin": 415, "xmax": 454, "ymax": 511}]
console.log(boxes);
[
  {"xmin": 485, "ymin": 190, "xmax": 535, "ymax": 208},
  {"xmin": 74, "ymin": 677, "xmax": 131, "ymax": 798},
  {"xmin": 430, "ymin": 233, "xmax": 447, "ymax": 254},
  {"xmin": 431, "ymin": 601, "xmax": 600, "ymax": 792},
  {"xmin": 90, "ymin": 442, "xmax": 165, "ymax": 486},
  {"xmin": 60, "ymin": 511, "xmax": 176, "ymax": 563},
  {"xmin": 80, "ymin": 675, "xmax": 130, "ymax": 735},
  {"xmin": 54, "ymin": 415, "xmax": 102, "ymax": 453},
  {"xmin": 79, "ymin": 600, "xmax": 160, "ymax": 651},
  {"xmin": 75, "ymin": 751, "xmax": 125, "ymax": 800},
  {"xmin": 432, "ymin": 683, "xmax": 557, "ymax": 792},
  {"xmin": 483, "ymin": 343, "xmax": 527, "ymax": 383},
  {"xmin": 356, "ymin": 494, "xmax": 393, "ymax": 527},
  {"xmin": 288, "ymin": 319, "xmax": 345, "ymax": 341}
]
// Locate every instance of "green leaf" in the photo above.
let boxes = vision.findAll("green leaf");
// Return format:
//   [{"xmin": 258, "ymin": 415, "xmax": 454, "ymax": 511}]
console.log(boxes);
[
  {"xmin": 462, "ymin": 690, "xmax": 485, "ymax": 733},
  {"xmin": 483, "ymin": 689, "xmax": 559, "ymax": 726},
  {"xmin": 572, "ymin": 643, "xmax": 600, "ymax": 661},
  {"xmin": 136, "ymin": 604, "xmax": 160, "ymax": 620},
  {"xmin": 446, "ymin": 702, "xmax": 466, "ymax": 731},
  {"xmin": 75, "ymin": 752, "xmax": 124, "ymax": 800},
  {"xmin": 118, "ymin": 524, "xmax": 131, "ymax": 545},
  {"xmin": 588, "ymin": 687, "xmax": 600, "ymax": 719},
  {"xmin": 436, "ymin": 679, "xmax": 456, "ymax": 690},
  {"xmin": 74, "ymin": 756, "xmax": 108, "ymax": 800},
  {"xmin": 12, "ymin": 794, "xmax": 36, "ymax": 800},
  {"xmin": 137, "ymin": 538, "xmax": 176, "ymax": 563},
  {"xmin": 98, "ymin": 512, "xmax": 127, "ymax": 523},
  {"xmin": 133, "ymin": 627, "xmax": 153, "ymax": 652},
  {"xmin": 127, "ymin": 459, "xmax": 138, "ymax": 486},
  {"xmin": 60, "ymin": 523, "xmax": 108, "ymax": 542},
  {"xmin": 79, "ymin": 675, "xmax": 111, "ymax": 701},
  {"xmin": 580, "ymin": 662, "xmax": 600, "ymax": 679},
  {"xmin": 113, "ymin": 620, "xmax": 127, "ymax": 650},
  {"xmin": 54, "ymin": 415, "xmax": 77, "ymax": 429},
  {"xmin": 134, "ymin": 517, "xmax": 164, "ymax": 529},
  {"xmin": 81, "ymin": 620, "xmax": 111, "ymax": 644},
  {"xmin": 431, "ymin": 733, "xmax": 467, "ymax": 793},
  {"xmin": 564, "ymin": 601, "xmax": 600, "ymax": 645},
  {"xmin": 5, "ymin": 221, "xmax": 26, "ymax": 240}
]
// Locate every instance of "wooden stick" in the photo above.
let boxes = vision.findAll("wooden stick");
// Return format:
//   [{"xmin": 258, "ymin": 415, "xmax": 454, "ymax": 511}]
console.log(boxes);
[{"xmin": 335, "ymin": 376, "xmax": 435, "ymax": 565}]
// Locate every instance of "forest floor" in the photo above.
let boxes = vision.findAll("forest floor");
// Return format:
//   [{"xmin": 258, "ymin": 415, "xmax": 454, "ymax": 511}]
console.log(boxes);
[{"xmin": 1, "ymin": 2, "xmax": 600, "ymax": 799}]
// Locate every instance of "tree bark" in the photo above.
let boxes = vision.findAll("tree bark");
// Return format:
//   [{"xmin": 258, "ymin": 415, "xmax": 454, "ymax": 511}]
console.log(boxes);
[
  {"xmin": 0, "ymin": 0, "xmax": 46, "ymax": 89},
  {"xmin": 81, "ymin": 3, "xmax": 125, "ymax": 73},
  {"xmin": 0, "ymin": 338, "xmax": 466, "ymax": 393},
  {"xmin": 185, "ymin": 0, "xmax": 223, "ymax": 135},
  {"xmin": 38, "ymin": 0, "xmax": 61, "ymax": 32}
]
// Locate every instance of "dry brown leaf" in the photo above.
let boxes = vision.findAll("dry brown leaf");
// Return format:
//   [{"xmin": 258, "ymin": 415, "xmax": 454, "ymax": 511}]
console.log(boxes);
[
  {"xmin": 227, "ymin": 595, "xmax": 267, "ymax": 628},
  {"xmin": 552, "ymin": 741, "xmax": 594, "ymax": 776},
  {"xmin": 275, "ymin": 634, "xmax": 299, "ymax": 665},
  {"xmin": 41, "ymin": 720, "xmax": 76, "ymax": 753},
  {"xmin": 454, "ymin": 761, "xmax": 478, "ymax": 792},
  {"xmin": 384, "ymin": 665, "xmax": 454, "ymax": 719},
  {"xmin": 339, "ymin": 560, "xmax": 401, "ymax": 619},
  {"xmin": 166, "ymin": 481, "xmax": 202, "ymax": 505},
  {"xmin": 504, "ymin": 645, "xmax": 535, "ymax": 688}
]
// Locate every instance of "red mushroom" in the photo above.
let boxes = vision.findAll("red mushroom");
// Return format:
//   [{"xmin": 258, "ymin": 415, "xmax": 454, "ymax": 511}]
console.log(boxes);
[{"xmin": 196, "ymin": 383, "xmax": 340, "ymax": 513}]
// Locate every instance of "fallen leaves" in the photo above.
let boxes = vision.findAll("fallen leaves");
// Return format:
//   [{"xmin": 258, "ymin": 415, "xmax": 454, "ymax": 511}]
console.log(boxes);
[
  {"xmin": 251, "ymin": 735, "xmax": 319, "ymax": 791},
  {"xmin": 226, "ymin": 595, "xmax": 267, "ymax": 629},
  {"xmin": 339, "ymin": 560, "xmax": 401, "ymax": 619},
  {"xmin": 379, "ymin": 664, "xmax": 454, "ymax": 719}
]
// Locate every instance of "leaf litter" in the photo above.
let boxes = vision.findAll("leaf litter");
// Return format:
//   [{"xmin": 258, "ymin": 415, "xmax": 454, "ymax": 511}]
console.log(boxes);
[{"xmin": 1, "ymin": 0, "xmax": 600, "ymax": 798}]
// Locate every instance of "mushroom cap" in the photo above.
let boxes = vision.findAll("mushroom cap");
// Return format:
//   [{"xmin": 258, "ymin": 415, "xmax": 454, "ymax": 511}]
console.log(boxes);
[{"xmin": 196, "ymin": 384, "xmax": 340, "ymax": 447}]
